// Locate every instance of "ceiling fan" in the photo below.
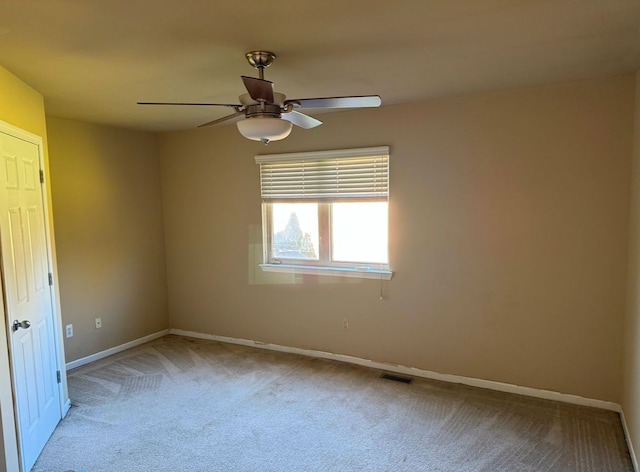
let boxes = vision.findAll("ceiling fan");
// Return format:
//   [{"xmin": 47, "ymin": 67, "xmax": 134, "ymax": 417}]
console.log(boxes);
[{"xmin": 138, "ymin": 51, "xmax": 382, "ymax": 144}]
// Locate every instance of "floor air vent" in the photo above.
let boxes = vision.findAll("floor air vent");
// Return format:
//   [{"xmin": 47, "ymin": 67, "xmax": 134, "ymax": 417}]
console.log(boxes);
[{"xmin": 380, "ymin": 373, "xmax": 413, "ymax": 384}]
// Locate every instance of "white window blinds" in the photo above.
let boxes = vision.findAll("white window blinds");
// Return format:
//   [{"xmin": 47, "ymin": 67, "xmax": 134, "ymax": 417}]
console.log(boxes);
[{"xmin": 255, "ymin": 146, "xmax": 389, "ymax": 200}]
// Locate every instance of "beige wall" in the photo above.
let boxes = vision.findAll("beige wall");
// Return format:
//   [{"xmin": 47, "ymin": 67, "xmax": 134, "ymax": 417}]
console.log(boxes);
[
  {"xmin": 623, "ymin": 71, "xmax": 640, "ymax": 465},
  {"xmin": 46, "ymin": 117, "xmax": 169, "ymax": 362},
  {"xmin": 159, "ymin": 75, "xmax": 634, "ymax": 403},
  {"xmin": 0, "ymin": 65, "xmax": 58, "ymax": 472}
]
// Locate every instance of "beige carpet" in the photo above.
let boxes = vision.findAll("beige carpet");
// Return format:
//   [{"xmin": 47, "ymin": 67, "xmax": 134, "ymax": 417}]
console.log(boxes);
[{"xmin": 33, "ymin": 335, "xmax": 633, "ymax": 471}]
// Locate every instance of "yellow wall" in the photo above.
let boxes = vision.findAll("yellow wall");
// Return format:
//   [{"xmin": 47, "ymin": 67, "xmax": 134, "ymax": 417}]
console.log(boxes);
[
  {"xmin": 159, "ymin": 75, "xmax": 634, "ymax": 402},
  {"xmin": 623, "ymin": 71, "xmax": 640, "ymax": 468},
  {"xmin": 0, "ymin": 64, "xmax": 55, "ymax": 472},
  {"xmin": 46, "ymin": 117, "xmax": 170, "ymax": 362}
]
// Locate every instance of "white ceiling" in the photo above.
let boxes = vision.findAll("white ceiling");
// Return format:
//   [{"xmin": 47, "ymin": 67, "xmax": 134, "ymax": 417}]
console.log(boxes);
[{"xmin": 1, "ymin": 0, "xmax": 639, "ymax": 132}]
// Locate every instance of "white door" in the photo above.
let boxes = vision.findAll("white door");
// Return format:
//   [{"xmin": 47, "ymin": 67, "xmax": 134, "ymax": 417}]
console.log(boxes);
[{"xmin": 0, "ymin": 130, "xmax": 61, "ymax": 471}]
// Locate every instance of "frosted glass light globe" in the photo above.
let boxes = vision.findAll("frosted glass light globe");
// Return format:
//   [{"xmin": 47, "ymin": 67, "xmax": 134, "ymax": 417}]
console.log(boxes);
[{"xmin": 237, "ymin": 117, "xmax": 292, "ymax": 143}]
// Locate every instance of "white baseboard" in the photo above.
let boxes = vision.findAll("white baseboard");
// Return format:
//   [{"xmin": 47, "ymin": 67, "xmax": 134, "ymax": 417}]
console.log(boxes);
[
  {"xmin": 65, "ymin": 329, "xmax": 170, "ymax": 370},
  {"xmin": 169, "ymin": 328, "xmax": 620, "ymax": 412},
  {"xmin": 621, "ymin": 409, "xmax": 639, "ymax": 471}
]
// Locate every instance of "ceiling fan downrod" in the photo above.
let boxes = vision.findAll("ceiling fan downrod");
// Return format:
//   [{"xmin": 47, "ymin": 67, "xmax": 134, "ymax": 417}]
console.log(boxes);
[{"xmin": 245, "ymin": 51, "xmax": 276, "ymax": 80}]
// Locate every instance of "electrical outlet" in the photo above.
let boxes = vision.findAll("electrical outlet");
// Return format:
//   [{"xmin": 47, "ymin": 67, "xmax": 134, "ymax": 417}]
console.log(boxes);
[
  {"xmin": 65, "ymin": 324, "xmax": 73, "ymax": 338},
  {"xmin": 343, "ymin": 318, "xmax": 349, "ymax": 330},
  {"xmin": 95, "ymin": 317, "xmax": 102, "ymax": 329}
]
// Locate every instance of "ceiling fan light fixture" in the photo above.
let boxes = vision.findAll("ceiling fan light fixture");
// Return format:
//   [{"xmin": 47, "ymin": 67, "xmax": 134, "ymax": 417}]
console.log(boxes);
[{"xmin": 237, "ymin": 116, "xmax": 292, "ymax": 143}]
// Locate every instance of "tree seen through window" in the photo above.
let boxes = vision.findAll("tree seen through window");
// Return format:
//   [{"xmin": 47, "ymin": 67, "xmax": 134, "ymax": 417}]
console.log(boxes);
[{"xmin": 273, "ymin": 212, "xmax": 317, "ymax": 259}]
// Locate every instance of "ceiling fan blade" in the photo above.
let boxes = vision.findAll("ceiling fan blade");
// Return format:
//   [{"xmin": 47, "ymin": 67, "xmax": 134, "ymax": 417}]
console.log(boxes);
[
  {"xmin": 284, "ymin": 95, "xmax": 382, "ymax": 109},
  {"xmin": 138, "ymin": 101, "xmax": 241, "ymax": 107},
  {"xmin": 281, "ymin": 110, "xmax": 323, "ymax": 129},
  {"xmin": 198, "ymin": 111, "xmax": 245, "ymax": 128},
  {"xmin": 241, "ymin": 76, "xmax": 274, "ymax": 103}
]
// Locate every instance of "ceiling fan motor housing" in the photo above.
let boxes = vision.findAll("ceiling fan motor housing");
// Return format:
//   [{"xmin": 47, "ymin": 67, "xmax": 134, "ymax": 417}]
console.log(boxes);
[{"xmin": 245, "ymin": 103, "xmax": 282, "ymax": 118}]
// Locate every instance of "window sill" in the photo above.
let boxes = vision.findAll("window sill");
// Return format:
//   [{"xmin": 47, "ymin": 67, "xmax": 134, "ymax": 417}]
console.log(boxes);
[{"xmin": 260, "ymin": 264, "xmax": 393, "ymax": 280}]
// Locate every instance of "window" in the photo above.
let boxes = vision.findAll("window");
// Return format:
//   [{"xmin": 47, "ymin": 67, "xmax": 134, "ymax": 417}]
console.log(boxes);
[{"xmin": 255, "ymin": 146, "xmax": 391, "ymax": 279}]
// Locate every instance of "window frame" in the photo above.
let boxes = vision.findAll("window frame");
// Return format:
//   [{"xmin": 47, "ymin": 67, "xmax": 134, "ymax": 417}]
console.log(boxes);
[{"xmin": 256, "ymin": 147, "xmax": 392, "ymax": 280}]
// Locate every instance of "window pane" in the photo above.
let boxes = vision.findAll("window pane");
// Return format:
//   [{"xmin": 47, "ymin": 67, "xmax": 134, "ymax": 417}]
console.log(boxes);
[
  {"xmin": 271, "ymin": 203, "xmax": 319, "ymax": 260},
  {"xmin": 332, "ymin": 202, "xmax": 388, "ymax": 264}
]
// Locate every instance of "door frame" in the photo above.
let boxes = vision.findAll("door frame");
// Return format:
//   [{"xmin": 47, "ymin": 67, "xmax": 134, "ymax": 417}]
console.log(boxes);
[{"xmin": 0, "ymin": 119, "xmax": 69, "ymax": 472}]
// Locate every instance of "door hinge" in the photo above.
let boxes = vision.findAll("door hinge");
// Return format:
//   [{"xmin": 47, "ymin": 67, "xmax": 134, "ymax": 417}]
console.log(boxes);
[
  {"xmin": 39, "ymin": 169, "xmax": 44, "ymax": 184},
  {"xmin": 48, "ymin": 273, "xmax": 53, "ymax": 286},
  {"xmin": 56, "ymin": 370, "xmax": 61, "ymax": 384}
]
